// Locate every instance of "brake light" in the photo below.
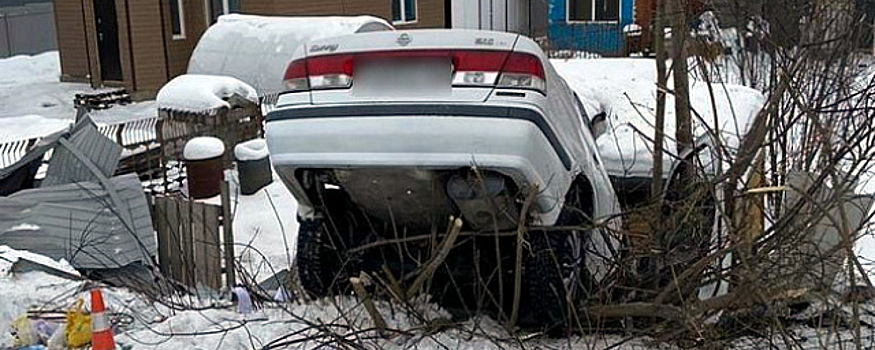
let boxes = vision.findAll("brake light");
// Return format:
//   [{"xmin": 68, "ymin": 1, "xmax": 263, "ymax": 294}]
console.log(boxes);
[
  {"xmin": 284, "ymin": 54, "xmax": 354, "ymax": 91},
  {"xmin": 498, "ymin": 52, "xmax": 546, "ymax": 91},
  {"xmin": 283, "ymin": 50, "xmax": 546, "ymax": 93}
]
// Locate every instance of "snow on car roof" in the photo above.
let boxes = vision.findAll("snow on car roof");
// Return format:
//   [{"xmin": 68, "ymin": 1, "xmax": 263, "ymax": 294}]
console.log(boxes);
[
  {"xmin": 187, "ymin": 14, "xmax": 393, "ymax": 98},
  {"xmin": 553, "ymin": 58, "xmax": 765, "ymax": 179}
]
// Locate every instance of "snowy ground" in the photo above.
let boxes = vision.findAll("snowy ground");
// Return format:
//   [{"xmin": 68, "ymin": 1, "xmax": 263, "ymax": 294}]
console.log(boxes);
[{"xmin": 0, "ymin": 51, "xmax": 156, "ymax": 139}]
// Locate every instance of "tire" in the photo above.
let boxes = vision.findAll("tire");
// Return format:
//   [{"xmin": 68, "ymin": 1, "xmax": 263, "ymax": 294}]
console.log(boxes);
[
  {"xmin": 521, "ymin": 229, "xmax": 586, "ymax": 330},
  {"xmin": 519, "ymin": 180, "xmax": 593, "ymax": 331},
  {"xmin": 296, "ymin": 218, "xmax": 351, "ymax": 298},
  {"xmin": 296, "ymin": 190, "xmax": 363, "ymax": 298}
]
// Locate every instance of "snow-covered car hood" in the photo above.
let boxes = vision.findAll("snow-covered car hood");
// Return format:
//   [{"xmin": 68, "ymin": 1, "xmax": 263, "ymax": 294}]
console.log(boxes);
[{"xmin": 552, "ymin": 58, "xmax": 765, "ymax": 179}]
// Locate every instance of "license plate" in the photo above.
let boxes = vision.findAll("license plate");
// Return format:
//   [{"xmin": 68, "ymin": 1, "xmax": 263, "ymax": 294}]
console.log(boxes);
[{"xmin": 354, "ymin": 58, "xmax": 452, "ymax": 95}]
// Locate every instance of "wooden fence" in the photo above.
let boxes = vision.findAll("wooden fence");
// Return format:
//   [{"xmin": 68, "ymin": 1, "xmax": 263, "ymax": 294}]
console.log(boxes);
[
  {"xmin": 152, "ymin": 185, "xmax": 235, "ymax": 290},
  {"xmin": 159, "ymin": 104, "xmax": 263, "ymax": 167}
]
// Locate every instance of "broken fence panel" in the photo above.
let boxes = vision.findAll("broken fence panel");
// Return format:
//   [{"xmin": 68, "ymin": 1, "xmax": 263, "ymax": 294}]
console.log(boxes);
[{"xmin": 0, "ymin": 174, "xmax": 156, "ymax": 269}]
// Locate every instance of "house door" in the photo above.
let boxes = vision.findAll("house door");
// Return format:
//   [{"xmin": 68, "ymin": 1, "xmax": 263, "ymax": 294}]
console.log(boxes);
[{"xmin": 93, "ymin": 0, "xmax": 123, "ymax": 82}]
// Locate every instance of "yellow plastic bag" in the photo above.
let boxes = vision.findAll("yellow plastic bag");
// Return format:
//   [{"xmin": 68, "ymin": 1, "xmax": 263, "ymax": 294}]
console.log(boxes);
[{"xmin": 65, "ymin": 298, "xmax": 92, "ymax": 348}]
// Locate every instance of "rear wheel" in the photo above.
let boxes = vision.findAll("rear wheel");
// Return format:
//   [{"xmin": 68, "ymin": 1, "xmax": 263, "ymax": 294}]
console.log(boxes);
[
  {"xmin": 296, "ymin": 218, "xmax": 350, "ymax": 297},
  {"xmin": 296, "ymin": 190, "xmax": 364, "ymax": 298},
  {"xmin": 520, "ymin": 180, "xmax": 594, "ymax": 331},
  {"xmin": 521, "ymin": 229, "xmax": 587, "ymax": 330}
]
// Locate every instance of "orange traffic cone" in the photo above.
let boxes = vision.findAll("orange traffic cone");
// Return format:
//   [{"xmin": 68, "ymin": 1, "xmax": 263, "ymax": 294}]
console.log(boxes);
[{"xmin": 90, "ymin": 288, "xmax": 116, "ymax": 350}]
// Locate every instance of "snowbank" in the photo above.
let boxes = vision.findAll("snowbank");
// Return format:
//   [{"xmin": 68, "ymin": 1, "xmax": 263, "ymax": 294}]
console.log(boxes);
[
  {"xmin": 0, "ymin": 115, "xmax": 70, "ymax": 143},
  {"xmin": 0, "ymin": 245, "xmax": 78, "ymax": 276},
  {"xmin": 0, "ymin": 51, "xmax": 60, "ymax": 86},
  {"xmin": 0, "ymin": 52, "xmax": 154, "ymax": 130},
  {"xmin": 234, "ymin": 138, "xmax": 268, "ymax": 161},
  {"xmin": 157, "ymin": 74, "xmax": 257, "ymax": 112},
  {"xmin": 187, "ymin": 14, "xmax": 393, "ymax": 97},
  {"xmin": 183, "ymin": 136, "xmax": 225, "ymax": 160},
  {"xmin": 553, "ymin": 58, "xmax": 765, "ymax": 179}
]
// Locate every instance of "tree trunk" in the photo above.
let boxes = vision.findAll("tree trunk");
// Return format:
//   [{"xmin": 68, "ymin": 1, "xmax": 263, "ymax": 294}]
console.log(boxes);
[
  {"xmin": 651, "ymin": 0, "xmax": 668, "ymax": 202},
  {"xmin": 671, "ymin": 0, "xmax": 692, "ymax": 157}
]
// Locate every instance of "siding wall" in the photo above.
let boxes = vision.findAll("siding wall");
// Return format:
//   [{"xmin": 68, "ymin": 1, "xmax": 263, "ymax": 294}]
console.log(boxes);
[
  {"xmin": 54, "ymin": 0, "xmax": 90, "ymax": 81},
  {"xmin": 241, "ymin": 0, "xmax": 444, "ymax": 29},
  {"xmin": 128, "ymin": 0, "xmax": 168, "ymax": 92},
  {"xmin": 163, "ymin": 0, "xmax": 209, "ymax": 80},
  {"xmin": 116, "ymin": 0, "xmax": 134, "ymax": 90},
  {"xmin": 82, "ymin": 0, "xmax": 101, "ymax": 85},
  {"xmin": 547, "ymin": 0, "xmax": 634, "ymax": 56}
]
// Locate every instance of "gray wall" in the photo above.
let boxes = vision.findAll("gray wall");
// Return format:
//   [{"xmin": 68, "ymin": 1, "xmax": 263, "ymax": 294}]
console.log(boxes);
[{"xmin": 0, "ymin": 2, "xmax": 57, "ymax": 58}]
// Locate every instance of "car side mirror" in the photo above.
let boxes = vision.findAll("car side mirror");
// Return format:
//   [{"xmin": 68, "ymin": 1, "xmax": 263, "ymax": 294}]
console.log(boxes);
[{"xmin": 591, "ymin": 112, "xmax": 607, "ymax": 139}]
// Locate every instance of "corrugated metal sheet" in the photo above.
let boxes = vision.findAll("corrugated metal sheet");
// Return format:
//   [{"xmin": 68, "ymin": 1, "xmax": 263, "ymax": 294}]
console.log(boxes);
[
  {"xmin": 0, "ymin": 129, "xmax": 67, "ymax": 195},
  {"xmin": 0, "ymin": 174, "xmax": 156, "ymax": 269},
  {"xmin": 42, "ymin": 119, "xmax": 121, "ymax": 187}
]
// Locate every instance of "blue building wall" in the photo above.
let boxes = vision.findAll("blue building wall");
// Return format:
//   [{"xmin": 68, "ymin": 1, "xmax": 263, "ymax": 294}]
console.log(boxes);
[{"xmin": 548, "ymin": 0, "xmax": 634, "ymax": 56}]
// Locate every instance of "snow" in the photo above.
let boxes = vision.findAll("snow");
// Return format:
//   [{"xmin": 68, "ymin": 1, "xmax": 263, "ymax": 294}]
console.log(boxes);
[
  {"xmin": 553, "ymin": 58, "xmax": 765, "ymax": 179},
  {"xmin": 0, "ymin": 245, "xmax": 78, "ymax": 277},
  {"xmin": 183, "ymin": 136, "xmax": 225, "ymax": 160},
  {"xmin": 234, "ymin": 138, "xmax": 268, "ymax": 161},
  {"xmin": 0, "ymin": 51, "xmax": 156, "ymax": 142},
  {"xmin": 225, "ymin": 170, "xmax": 298, "ymax": 275},
  {"xmin": 6, "ymin": 223, "xmax": 40, "ymax": 232},
  {"xmin": 0, "ymin": 115, "xmax": 70, "ymax": 143},
  {"xmin": 187, "ymin": 14, "xmax": 393, "ymax": 97},
  {"xmin": 87, "ymin": 100, "xmax": 158, "ymax": 125},
  {"xmin": 156, "ymin": 74, "xmax": 257, "ymax": 113}
]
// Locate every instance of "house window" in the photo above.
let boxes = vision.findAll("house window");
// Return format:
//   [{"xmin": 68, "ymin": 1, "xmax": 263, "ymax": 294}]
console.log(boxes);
[
  {"xmin": 568, "ymin": 0, "xmax": 620, "ymax": 22},
  {"xmin": 206, "ymin": 0, "xmax": 239, "ymax": 25},
  {"xmin": 170, "ymin": 0, "xmax": 185, "ymax": 39},
  {"xmin": 392, "ymin": 0, "xmax": 417, "ymax": 24}
]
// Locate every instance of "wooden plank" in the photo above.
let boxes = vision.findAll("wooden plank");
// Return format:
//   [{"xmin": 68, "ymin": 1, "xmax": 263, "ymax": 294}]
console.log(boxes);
[
  {"xmin": 203, "ymin": 204, "xmax": 223, "ymax": 289},
  {"xmin": 155, "ymin": 197, "xmax": 178, "ymax": 279},
  {"xmin": 179, "ymin": 198, "xmax": 194, "ymax": 287},
  {"xmin": 190, "ymin": 202, "xmax": 205, "ymax": 290},
  {"xmin": 190, "ymin": 202, "xmax": 222, "ymax": 290},
  {"xmin": 168, "ymin": 198, "xmax": 184, "ymax": 284},
  {"xmin": 155, "ymin": 198, "xmax": 171, "ymax": 276},
  {"xmin": 221, "ymin": 180, "xmax": 235, "ymax": 287}
]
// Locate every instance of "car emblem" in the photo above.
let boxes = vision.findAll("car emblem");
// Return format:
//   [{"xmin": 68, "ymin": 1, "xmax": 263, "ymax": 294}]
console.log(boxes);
[{"xmin": 396, "ymin": 33, "xmax": 412, "ymax": 46}]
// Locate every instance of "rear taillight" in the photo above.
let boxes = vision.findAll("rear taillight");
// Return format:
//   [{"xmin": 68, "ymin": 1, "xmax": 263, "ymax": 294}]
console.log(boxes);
[
  {"xmin": 284, "ymin": 54, "xmax": 354, "ymax": 91},
  {"xmin": 283, "ymin": 50, "xmax": 546, "ymax": 93},
  {"xmin": 497, "ymin": 52, "xmax": 546, "ymax": 91}
]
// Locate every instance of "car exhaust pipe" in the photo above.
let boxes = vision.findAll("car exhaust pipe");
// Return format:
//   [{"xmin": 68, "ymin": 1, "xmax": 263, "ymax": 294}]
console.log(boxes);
[{"xmin": 446, "ymin": 172, "xmax": 519, "ymax": 231}]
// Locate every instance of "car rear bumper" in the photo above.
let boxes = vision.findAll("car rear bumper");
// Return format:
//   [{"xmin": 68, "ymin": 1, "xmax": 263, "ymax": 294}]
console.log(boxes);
[{"xmin": 264, "ymin": 105, "xmax": 572, "ymax": 225}]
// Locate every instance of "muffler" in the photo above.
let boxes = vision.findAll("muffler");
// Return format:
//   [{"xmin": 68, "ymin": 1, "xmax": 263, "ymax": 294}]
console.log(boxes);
[{"xmin": 446, "ymin": 172, "xmax": 519, "ymax": 231}]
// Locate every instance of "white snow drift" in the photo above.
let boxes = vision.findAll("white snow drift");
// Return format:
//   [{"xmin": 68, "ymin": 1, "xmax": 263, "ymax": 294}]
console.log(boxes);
[
  {"xmin": 183, "ymin": 136, "xmax": 226, "ymax": 160},
  {"xmin": 234, "ymin": 138, "xmax": 269, "ymax": 161},
  {"xmin": 0, "ymin": 115, "xmax": 70, "ymax": 143},
  {"xmin": 157, "ymin": 74, "xmax": 258, "ymax": 113}
]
